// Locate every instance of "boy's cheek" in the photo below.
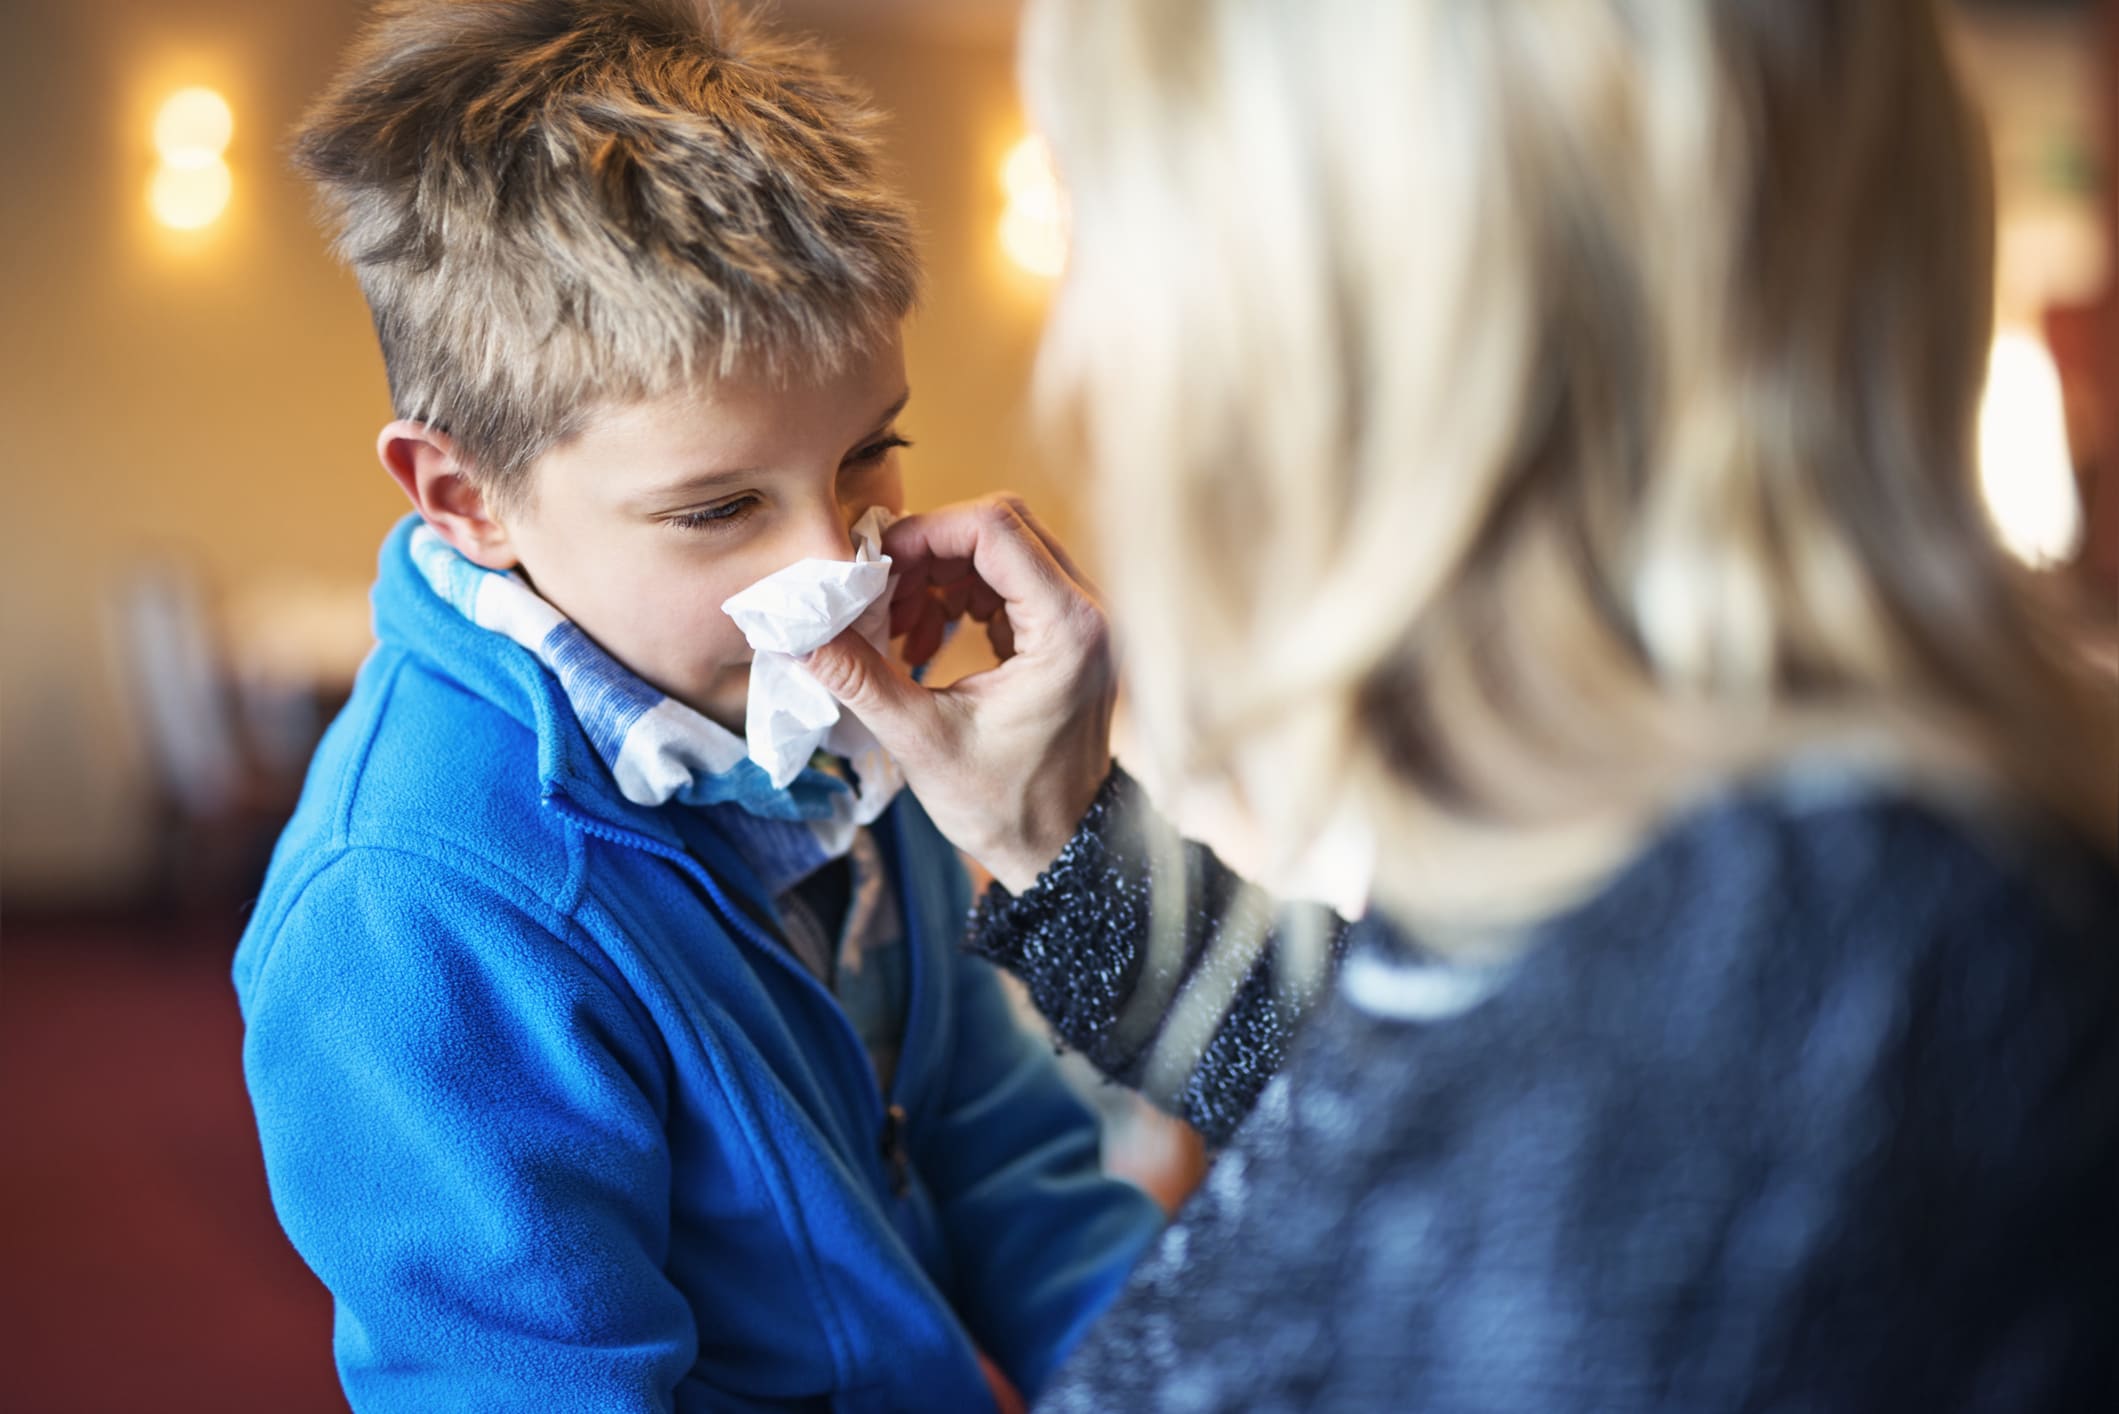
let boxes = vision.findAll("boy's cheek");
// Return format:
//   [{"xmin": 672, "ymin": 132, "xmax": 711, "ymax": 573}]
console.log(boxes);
[{"xmin": 696, "ymin": 617, "xmax": 757, "ymax": 671}]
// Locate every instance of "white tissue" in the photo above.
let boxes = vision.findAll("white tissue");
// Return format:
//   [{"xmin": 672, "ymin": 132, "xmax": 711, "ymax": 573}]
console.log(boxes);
[{"xmin": 720, "ymin": 507, "xmax": 904, "ymax": 816}]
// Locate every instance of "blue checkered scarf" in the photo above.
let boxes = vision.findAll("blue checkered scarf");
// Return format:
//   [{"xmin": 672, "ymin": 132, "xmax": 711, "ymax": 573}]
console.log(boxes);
[{"xmin": 407, "ymin": 524, "xmax": 876, "ymax": 888}]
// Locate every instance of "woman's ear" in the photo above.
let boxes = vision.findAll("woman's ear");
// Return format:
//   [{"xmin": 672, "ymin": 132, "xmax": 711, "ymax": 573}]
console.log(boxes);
[{"xmin": 375, "ymin": 420, "xmax": 519, "ymax": 570}]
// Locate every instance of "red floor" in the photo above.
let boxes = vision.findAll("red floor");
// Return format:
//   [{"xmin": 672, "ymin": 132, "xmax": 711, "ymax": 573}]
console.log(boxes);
[
  {"xmin": 0, "ymin": 912, "xmax": 1203, "ymax": 1412},
  {"xmin": 1, "ymin": 917, "xmax": 346, "ymax": 1412}
]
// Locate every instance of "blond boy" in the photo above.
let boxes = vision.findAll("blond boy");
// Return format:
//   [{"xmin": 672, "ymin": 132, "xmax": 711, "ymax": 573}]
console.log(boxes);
[{"xmin": 233, "ymin": 3, "xmax": 1161, "ymax": 1409}]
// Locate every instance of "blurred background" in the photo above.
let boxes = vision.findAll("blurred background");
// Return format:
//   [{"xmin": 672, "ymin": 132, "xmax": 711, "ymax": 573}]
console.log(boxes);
[{"xmin": 0, "ymin": 0, "xmax": 2111, "ymax": 1408}]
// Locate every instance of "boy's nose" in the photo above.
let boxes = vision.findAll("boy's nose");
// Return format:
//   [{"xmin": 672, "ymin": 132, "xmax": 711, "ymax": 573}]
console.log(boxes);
[{"xmin": 794, "ymin": 508, "xmax": 859, "ymax": 564}]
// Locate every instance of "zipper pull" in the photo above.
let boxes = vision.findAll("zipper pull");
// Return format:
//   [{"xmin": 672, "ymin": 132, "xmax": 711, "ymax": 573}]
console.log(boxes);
[{"xmin": 879, "ymin": 1103, "xmax": 911, "ymax": 1198}]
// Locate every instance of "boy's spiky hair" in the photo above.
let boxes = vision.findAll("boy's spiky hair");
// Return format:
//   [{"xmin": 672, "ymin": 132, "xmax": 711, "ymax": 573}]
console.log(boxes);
[{"xmin": 293, "ymin": 0, "xmax": 921, "ymax": 500}]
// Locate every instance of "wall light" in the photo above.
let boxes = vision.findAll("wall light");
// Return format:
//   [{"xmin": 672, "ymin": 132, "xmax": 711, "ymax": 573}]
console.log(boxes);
[
  {"xmin": 153, "ymin": 87, "xmax": 233, "ymax": 165},
  {"xmin": 150, "ymin": 159, "xmax": 234, "ymax": 231},
  {"xmin": 149, "ymin": 86, "xmax": 233, "ymax": 231},
  {"xmin": 1978, "ymin": 327, "xmax": 2083, "ymax": 568},
  {"xmin": 999, "ymin": 134, "xmax": 1066, "ymax": 279}
]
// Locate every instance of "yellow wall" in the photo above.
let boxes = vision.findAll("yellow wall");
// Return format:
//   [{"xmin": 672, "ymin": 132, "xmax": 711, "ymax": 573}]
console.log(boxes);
[{"xmin": 0, "ymin": 2, "xmax": 1049, "ymax": 904}]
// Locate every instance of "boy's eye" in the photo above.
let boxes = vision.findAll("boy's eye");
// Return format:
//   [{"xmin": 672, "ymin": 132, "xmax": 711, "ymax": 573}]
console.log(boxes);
[
  {"xmin": 667, "ymin": 495, "xmax": 760, "ymax": 532},
  {"xmin": 846, "ymin": 434, "xmax": 912, "ymax": 468}
]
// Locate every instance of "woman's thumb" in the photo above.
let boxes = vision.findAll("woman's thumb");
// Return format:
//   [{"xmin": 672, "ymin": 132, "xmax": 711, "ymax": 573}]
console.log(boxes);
[{"xmin": 803, "ymin": 629, "xmax": 932, "ymax": 753}]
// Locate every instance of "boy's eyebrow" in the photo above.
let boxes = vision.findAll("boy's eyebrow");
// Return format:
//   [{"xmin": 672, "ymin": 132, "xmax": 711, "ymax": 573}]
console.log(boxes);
[
  {"xmin": 638, "ymin": 464, "xmax": 765, "ymax": 508},
  {"xmin": 641, "ymin": 388, "xmax": 913, "ymax": 507},
  {"xmin": 866, "ymin": 389, "xmax": 912, "ymax": 434}
]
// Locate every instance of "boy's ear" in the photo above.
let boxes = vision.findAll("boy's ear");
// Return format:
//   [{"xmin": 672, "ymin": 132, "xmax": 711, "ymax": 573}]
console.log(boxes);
[{"xmin": 376, "ymin": 420, "xmax": 519, "ymax": 570}]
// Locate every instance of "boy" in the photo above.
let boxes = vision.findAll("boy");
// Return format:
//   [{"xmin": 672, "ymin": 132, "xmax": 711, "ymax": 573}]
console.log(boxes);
[{"xmin": 231, "ymin": 2, "xmax": 1163, "ymax": 1409}]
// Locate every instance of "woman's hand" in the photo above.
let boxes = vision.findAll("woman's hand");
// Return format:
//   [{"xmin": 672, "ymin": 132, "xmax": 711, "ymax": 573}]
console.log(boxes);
[{"xmin": 803, "ymin": 495, "xmax": 1116, "ymax": 894}]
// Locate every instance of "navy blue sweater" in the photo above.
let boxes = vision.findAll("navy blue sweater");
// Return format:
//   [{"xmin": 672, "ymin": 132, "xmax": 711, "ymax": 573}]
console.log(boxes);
[{"xmin": 972, "ymin": 767, "xmax": 2119, "ymax": 1411}]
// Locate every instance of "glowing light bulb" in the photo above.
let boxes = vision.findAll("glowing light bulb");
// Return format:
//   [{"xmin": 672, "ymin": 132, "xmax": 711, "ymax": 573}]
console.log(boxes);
[
  {"xmin": 1978, "ymin": 328, "xmax": 2083, "ymax": 568},
  {"xmin": 1003, "ymin": 135, "xmax": 1055, "ymax": 201},
  {"xmin": 148, "ymin": 86, "xmax": 234, "ymax": 231},
  {"xmin": 149, "ymin": 158, "xmax": 233, "ymax": 230},
  {"xmin": 998, "ymin": 134, "xmax": 1066, "ymax": 279},
  {"xmin": 154, "ymin": 86, "xmax": 233, "ymax": 166}
]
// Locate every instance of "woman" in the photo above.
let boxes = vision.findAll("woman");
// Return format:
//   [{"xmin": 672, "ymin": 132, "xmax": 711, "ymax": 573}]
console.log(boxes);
[{"xmin": 808, "ymin": 0, "xmax": 2119, "ymax": 1406}]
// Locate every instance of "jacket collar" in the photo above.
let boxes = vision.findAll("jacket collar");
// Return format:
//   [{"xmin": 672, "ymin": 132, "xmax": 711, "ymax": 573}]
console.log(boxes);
[{"xmin": 370, "ymin": 514, "xmax": 688, "ymax": 850}]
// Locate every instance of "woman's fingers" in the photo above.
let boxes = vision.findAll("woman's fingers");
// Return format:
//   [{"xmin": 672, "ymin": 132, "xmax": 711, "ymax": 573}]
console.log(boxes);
[
  {"xmin": 803, "ymin": 630, "xmax": 953, "ymax": 776},
  {"xmin": 879, "ymin": 505, "xmax": 980, "ymax": 566},
  {"xmin": 883, "ymin": 497, "xmax": 1078, "ymax": 615},
  {"xmin": 814, "ymin": 494, "xmax": 1116, "ymax": 893},
  {"xmin": 884, "ymin": 496, "xmax": 1087, "ymax": 671},
  {"xmin": 902, "ymin": 597, "xmax": 948, "ymax": 669},
  {"xmin": 886, "ymin": 552, "xmax": 971, "ymax": 635},
  {"xmin": 891, "ymin": 578, "xmax": 1007, "ymax": 665},
  {"xmin": 966, "ymin": 577, "xmax": 1005, "ymax": 624},
  {"xmin": 889, "ymin": 588, "xmax": 925, "ymax": 639},
  {"xmin": 1005, "ymin": 496, "xmax": 1102, "ymax": 600}
]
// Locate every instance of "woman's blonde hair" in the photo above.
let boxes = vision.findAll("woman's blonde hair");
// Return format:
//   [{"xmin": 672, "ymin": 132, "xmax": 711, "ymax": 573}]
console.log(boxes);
[{"xmin": 1027, "ymin": 0, "xmax": 2115, "ymax": 937}]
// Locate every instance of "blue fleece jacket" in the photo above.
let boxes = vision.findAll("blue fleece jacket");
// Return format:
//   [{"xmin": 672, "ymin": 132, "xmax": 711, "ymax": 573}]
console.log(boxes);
[{"xmin": 233, "ymin": 517, "xmax": 1163, "ymax": 1412}]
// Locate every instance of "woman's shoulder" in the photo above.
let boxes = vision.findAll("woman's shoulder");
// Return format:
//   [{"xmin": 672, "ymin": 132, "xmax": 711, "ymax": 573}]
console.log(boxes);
[
  {"xmin": 1357, "ymin": 774, "xmax": 2117, "ymax": 1029},
  {"xmin": 1645, "ymin": 770, "xmax": 2116, "ymax": 934},
  {"xmin": 1217, "ymin": 782, "xmax": 2119, "ymax": 1405},
  {"xmin": 1330, "ymin": 775, "xmax": 2119, "ymax": 1216},
  {"xmin": 1592, "ymin": 773, "xmax": 2119, "ymax": 1016}
]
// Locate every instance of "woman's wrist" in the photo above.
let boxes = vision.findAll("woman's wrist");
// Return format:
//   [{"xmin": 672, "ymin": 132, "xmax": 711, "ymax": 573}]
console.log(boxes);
[{"xmin": 982, "ymin": 753, "xmax": 1116, "ymax": 895}]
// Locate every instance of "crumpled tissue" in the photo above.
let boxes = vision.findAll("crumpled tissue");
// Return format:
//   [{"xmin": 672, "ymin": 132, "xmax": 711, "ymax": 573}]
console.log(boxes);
[{"xmin": 720, "ymin": 506, "xmax": 904, "ymax": 818}]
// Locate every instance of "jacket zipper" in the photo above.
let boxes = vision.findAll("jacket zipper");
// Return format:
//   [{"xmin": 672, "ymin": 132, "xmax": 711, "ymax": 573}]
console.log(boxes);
[
  {"xmin": 875, "ymin": 815, "xmax": 933, "ymax": 1196},
  {"xmin": 551, "ymin": 798, "xmax": 926, "ymax": 1205}
]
